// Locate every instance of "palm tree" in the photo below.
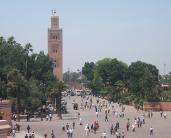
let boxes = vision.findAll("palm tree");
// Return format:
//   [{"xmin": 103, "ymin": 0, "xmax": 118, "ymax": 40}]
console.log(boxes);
[
  {"xmin": 49, "ymin": 81, "xmax": 65, "ymax": 119},
  {"xmin": 23, "ymin": 43, "xmax": 33, "ymax": 78}
]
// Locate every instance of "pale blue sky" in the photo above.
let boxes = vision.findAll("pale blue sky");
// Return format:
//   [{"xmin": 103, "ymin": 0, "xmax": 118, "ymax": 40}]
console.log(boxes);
[{"xmin": 0, "ymin": 0, "xmax": 171, "ymax": 74}]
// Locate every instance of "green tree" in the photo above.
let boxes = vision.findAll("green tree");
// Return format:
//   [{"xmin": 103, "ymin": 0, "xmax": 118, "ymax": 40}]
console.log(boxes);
[
  {"xmin": 7, "ymin": 69, "xmax": 29, "ymax": 121},
  {"xmin": 82, "ymin": 62, "xmax": 95, "ymax": 81},
  {"xmin": 128, "ymin": 61, "xmax": 159, "ymax": 102},
  {"xmin": 48, "ymin": 81, "xmax": 66, "ymax": 118}
]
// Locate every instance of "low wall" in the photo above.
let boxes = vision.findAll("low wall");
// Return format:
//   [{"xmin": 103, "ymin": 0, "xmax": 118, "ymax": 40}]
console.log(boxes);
[
  {"xmin": 160, "ymin": 102, "xmax": 171, "ymax": 111},
  {"xmin": 0, "ymin": 100, "xmax": 12, "ymax": 125},
  {"xmin": 143, "ymin": 102, "xmax": 171, "ymax": 111},
  {"xmin": 0, "ymin": 120, "xmax": 11, "ymax": 138}
]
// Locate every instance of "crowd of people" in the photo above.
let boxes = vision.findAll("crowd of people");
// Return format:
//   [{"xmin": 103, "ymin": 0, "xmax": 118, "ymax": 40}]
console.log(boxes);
[
  {"xmin": 11, "ymin": 94, "xmax": 169, "ymax": 138},
  {"xmin": 59, "ymin": 95, "xmax": 166, "ymax": 138}
]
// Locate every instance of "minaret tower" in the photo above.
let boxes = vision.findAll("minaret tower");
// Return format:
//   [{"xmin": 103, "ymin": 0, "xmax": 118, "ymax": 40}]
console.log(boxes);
[{"xmin": 48, "ymin": 10, "xmax": 63, "ymax": 81}]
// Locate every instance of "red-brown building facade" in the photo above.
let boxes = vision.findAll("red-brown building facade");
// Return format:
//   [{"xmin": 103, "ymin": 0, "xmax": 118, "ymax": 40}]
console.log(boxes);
[{"xmin": 48, "ymin": 11, "xmax": 63, "ymax": 81}]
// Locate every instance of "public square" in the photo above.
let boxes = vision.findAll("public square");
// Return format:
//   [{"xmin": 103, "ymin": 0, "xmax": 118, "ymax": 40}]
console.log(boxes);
[{"xmin": 12, "ymin": 95, "xmax": 171, "ymax": 138}]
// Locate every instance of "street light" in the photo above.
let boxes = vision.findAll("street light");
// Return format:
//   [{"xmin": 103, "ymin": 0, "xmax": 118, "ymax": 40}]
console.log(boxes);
[{"xmin": 77, "ymin": 69, "xmax": 83, "ymax": 90}]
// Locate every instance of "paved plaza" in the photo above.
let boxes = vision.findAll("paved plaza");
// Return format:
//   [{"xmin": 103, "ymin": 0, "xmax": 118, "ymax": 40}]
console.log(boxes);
[{"xmin": 12, "ymin": 96, "xmax": 171, "ymax": 138}]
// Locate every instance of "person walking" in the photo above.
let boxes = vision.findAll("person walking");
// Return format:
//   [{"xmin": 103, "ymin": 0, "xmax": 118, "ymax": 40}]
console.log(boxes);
[
  {"xmin": 66, "ymin": 123, "xmax": 69, "ymax": 130},
  {"xmin": 79, "ymin": 117, "xmax": 83, "ymax": 125},
  {"xmin": 160, "ymin": 111, "xmax": 163, "ymax": 117},
  {"xmin": 62, "ymin": 123, "xmax": 65, "ymax": 131},
  {"xmin": 85, "ymin": 124, "xmax": 89, "ymax": 136},
  {"xmin": 32, "ymin": 131, "xmax": 35, "ymax": 138},
  {"xmin": 132, "ymin": 124, "xmax": 135, "ymax": 132},
  {"xmin": 110, "ymin": 124, "xmax": 113, "ymax": 135},
  {"xmin": 12, "ymin": 129, "xmax": 15, "ymax": 138},
  {"xmin": 51, "ymin": 130, "xmax": 55, "ymax": 138},
  {"xmin": 29, "ymin": 134, "xmax": 32, "ymax": 138},
  {"xmin": 27, "ymin": 125, "xmax": 31, "ymax": 133},
  {"xmin": 126, "ymin": 122, "xmax": 130, "ymax": 131},
  {"xmin": 46, "ymin": 115, "xmax": 49, "ymax": 121},
  {"xmin": 163, "ymin": 112, "xmax": 167, "ymax": 119},
  {"xmin": 101, "ymin": 131, "xmax": 107, "ymax": 138},
  {"xmin": 121, "ymin": 132, "xmax": 125, "ymax": 138},
  {"xmin": 96, "ymin": 111, "xmax": 98, "ymax": 118},
  {"xmin": 149, "ymin": 126, "xmax": 154, "ymax": 136},
  {"xmin": 49, "ymin": 113, "xmax": 52, "ymax": 121},
  {"xmin": 69, "ymin": 128, "xmax": 73, "ymax": 138},
  {"xmin": 25, "ymin": 134, "xmax": 28, "ymax": 138},
  {"xmin": 66, "ymin": 129, "xmax": 70, "ymax": 138},
  {"xmin": 105, "ymin": 114, "xmax": 108, "ymax": 122},
  {"xmin": 72, "ymin": 121, "xmax": 75, "ymax": 129},
  {"xmin": 44, "ymin": 133, "xmax": 47, "ymax": 138}
]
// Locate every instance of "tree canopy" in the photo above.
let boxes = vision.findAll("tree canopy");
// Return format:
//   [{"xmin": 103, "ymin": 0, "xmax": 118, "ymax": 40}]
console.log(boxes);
[
  {"xmin": 0, "ymin": 36, "xmax": 64, "ymax": 118},
  {"xmin": 82, "ymin": 58, "xmax": 160, "ymax": 104}
]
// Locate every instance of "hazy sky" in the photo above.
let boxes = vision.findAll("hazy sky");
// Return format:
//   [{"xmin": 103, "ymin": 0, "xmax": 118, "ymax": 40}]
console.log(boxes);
[{"xmin": 0, "ymin": 0, "xmax": 171, "ymax": 74}]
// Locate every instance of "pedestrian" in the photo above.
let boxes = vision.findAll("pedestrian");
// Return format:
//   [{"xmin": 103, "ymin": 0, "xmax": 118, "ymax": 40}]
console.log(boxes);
[
  {"xmin": 26, "ymin": 114, "xmax": 29, "ymax": 122},
  {"xmin": 78, "ymin": 112, "xmax": 80, "ymax": 118},
  {"xmin": 85, "ymin": 124, "xmax": 89, "ymax": 136},
  {"xmin": 149, "ymin": 126, "xmax": 154, "ymax": 136},
  {"xmin": 66, "ymin": 123, "xmax": 69, "ymax": 130},
  {"xmin": 110, "ymin": 124, "xmax": 113, "ymax": 135},
  {"xmin": 96, "ymin": 121, "xmax": 99, "ymax": 130},
  {"xmin": 41, "ymin": 114, "xmax": 43, "ymax": 121},
  {"xmin": 163, "ymin": 112, "xmax": 167, "ymax": 119},
  {"xmin": 115, "ymin": 131, "xmax": 119, "ymax": 138},
  {"xmin": 16, "ymin": 123, "xmax": 20, "ymax": 132},
  {"xmin": 126, "ymin": 122, "xmax": 129, "ymax": 131},
  {"xmin": 32, "ymin": 131, "xmax": 35, "ymax": 138},
  {"xmin": 142, "ymin": 116, "xmax": 145, "ymax": 124},
  {"xmin": 25, "ymin": 134, "xmax": 28, "ymax": 138},
  {"xmin": 12, "ymin": 129, "xmax": 15, "ymax": 138},
  {"xmin": 49, "ymin": 113, "xmax": 52, "ymax": 121},
  {"xmin": 62, "ymin": 123, "xmax": 65, "ymax": 131},
  {"xmin": 132, "ymin": 124, "xmax": 135, "ymax": 132},
  {"xmin": 44, "ymin": 133, "xmax": 47, "ymax": 138},
  {"xmin": 150, "ymin": 112, "xmax": 153, "ymax": 118},
  {"xmin": 27, "ymin": 125, "xmax": 31, "ymax": 133},
  {"xmin": 72, "ymin": 121, "xmax": 75, "ymax": 129},
  {"xmin": 29, "ymin": 134, "xmax": 32, "ymax": 138},
  {"xmin": 69, "ymin": 128, "xmax": 73, "ymax": 138},
  {"xmin": 105, "ymin": 114, "xmax": 108, "ymax": 122},
  {"xmin": 51, "ymin": 130, "xmax": 55, "ymax": 138},
  {"xmin": 46, "ymin": 115, "xmax": 49, "ymax": 121},
  {"xmin": 91, "ymin": 124, "xmax": 94, "ymax": 132},
  {"xmin": 160, "ymin": 111, "xmax": 163, "ymax": 117},
  {"xmin": 116, "ymin": 121, "xmax": 119, "ymax": 129},
  {"xmin": 79, "ymin": 117, "xmax": 82, "ymax": 125},
  {"xmin": 96, "ymin": 111, "xmax": 98, "ymax": 117},
  {"xmin": 118, "ymin": 132, "xmax": 121, "ymax": 138},
  {"xmin": 148, "ymin": 112, "xmax": 150, "ymax": 118},
  {"xmin": 121, "ymin": 132, "xmax": 125, "ymax": 138},
  {"xmin": 101, "ymin": 131, "xmax": 107, "ymax": 138},
  {"xmin": 66, "ymin": 129, "xmax": 70, "ymax": 138}
]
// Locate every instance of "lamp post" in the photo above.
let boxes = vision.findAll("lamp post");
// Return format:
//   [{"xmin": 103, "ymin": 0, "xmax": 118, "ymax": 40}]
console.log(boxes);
[{"xmin": 77, "ymin": 69, "xmax": 83, "ymax": 90}]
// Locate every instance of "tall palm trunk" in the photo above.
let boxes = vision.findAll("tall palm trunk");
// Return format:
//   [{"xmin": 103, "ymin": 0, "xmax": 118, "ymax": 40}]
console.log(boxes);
[
  {"xmin": 56, "ymin": 92, "xmax": 61, "ymax": 119},
  {"xmin": 16, "ymin": 88, "xmax": 20, "ymax": 122}
]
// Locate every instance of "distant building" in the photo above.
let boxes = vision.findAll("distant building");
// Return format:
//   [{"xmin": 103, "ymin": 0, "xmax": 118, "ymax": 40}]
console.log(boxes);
[
  {"xmin": 48, "ymin": 11, "xmax": 63, "ymax": 81},
  {"xmin": 161, "ymin": 83, "xmax": 170, "ymax": 90}
]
